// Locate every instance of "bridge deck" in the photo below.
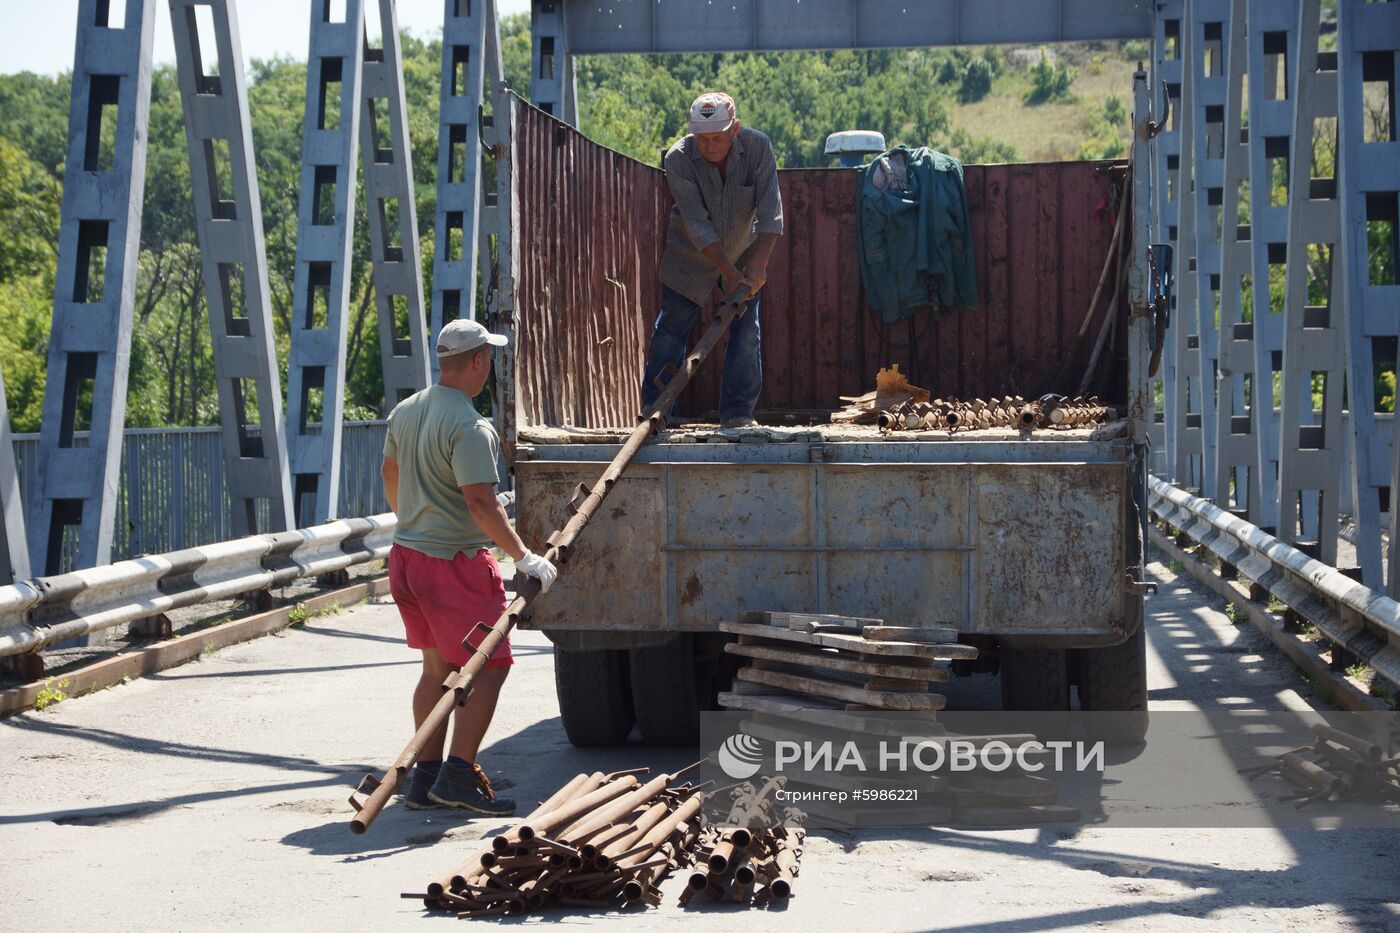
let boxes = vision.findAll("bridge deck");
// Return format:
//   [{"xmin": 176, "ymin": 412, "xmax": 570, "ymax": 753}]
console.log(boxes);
[{"xmin": 2, "ymin": 560, "xmax": 1396, "ymax": 930}]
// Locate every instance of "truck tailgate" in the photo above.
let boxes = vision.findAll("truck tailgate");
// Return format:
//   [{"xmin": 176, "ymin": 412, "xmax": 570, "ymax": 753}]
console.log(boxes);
[{"xmin": 517, "ymin": 457, "xmax": 1129, "ymax": 638}]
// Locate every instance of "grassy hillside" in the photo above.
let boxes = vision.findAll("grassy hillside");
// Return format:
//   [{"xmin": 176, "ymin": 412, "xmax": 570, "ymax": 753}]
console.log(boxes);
[{"xmin": 944, "ymin": 42, "xmax": 1143, "ymax": 162}]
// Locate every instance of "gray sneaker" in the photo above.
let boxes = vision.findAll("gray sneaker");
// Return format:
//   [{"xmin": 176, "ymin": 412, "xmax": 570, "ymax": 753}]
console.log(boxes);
[
  {"xmin": 722, "ymin": 416, "xmax": 758, "ymax": 429},
  {"xmin": 427, "ymin": 759, "xmax": 517, "ymax": 816}
]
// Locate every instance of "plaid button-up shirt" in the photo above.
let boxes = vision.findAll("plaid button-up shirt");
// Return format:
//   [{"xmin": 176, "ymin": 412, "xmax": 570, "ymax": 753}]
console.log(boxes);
[{"xmin": 659, "ymin": 127, "xmax": 784, "ymax": 306}]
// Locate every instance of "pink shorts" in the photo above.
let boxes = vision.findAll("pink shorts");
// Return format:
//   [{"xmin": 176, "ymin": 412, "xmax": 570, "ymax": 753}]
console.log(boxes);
[{"xmin": 388, "ymin": 544, "xmax": 513, "ymax": 668}]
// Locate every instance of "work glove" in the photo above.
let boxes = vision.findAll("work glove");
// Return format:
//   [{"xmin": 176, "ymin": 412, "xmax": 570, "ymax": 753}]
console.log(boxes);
[
  {"xmin": 496, "ymin": 490, "xmax": 515, "ymax": 510},
  {"xmin": 515, "ymin": 550, "xmax": 557, "ymax": 594}
]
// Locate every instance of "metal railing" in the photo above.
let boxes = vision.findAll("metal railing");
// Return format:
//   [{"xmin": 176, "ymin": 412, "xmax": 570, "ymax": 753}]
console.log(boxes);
[
  {"xmin": 0, "ymin": 513, "xmax": 396, "ymax": 660},
  {"xmin": 11, "ymin": 422, "xmax": 389, "ymax": 572},
  {"xmin": 1147, "ymin": 476, "xmax": 1400, "ymax": 692}
]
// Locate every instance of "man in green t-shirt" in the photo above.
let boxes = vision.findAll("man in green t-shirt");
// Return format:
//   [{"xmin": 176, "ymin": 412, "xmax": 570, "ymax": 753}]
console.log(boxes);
[{"xmin": 382, "ymin": 318, "xmax": 556, "ymax": 816}]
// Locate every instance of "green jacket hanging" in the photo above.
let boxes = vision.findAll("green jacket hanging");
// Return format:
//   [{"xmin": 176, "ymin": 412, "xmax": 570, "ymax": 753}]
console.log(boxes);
[{"xmin": 857, "ymin": 145, "xmax": 979, "ymax": 322}]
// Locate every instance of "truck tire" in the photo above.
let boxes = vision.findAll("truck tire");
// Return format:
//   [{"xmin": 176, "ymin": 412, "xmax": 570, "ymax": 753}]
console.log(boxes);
[
  {"xmin": 554, "ymin": 648, "xmax": 635, "ymax": 747},
  {"xmin": 1074, "ymin": 623, "xmax": 1148, "ymax": 741},
  {"xmin": 999, "ymin": 645, "xmax": 1071, "ymax": 712},
  {"xmin": 629, "ymin": 636, "xmax": 702, "ymax": 746}
]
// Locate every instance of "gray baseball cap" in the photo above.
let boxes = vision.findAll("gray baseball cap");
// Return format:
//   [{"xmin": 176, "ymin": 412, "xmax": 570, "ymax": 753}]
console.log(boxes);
[{"xmin": 436, "ymin": 318, "xmax": 508, "ymax": 357}]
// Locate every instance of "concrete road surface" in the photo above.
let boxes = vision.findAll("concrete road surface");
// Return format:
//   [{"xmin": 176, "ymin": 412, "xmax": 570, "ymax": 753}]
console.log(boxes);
[{"xmin": 3, "ymin": 557, "xmax": 1398, "ymax": 931}]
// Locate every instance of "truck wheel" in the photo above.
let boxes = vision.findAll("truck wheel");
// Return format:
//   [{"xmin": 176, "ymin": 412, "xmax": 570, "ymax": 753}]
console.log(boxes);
[
  {"xmin": 999, "ymin": 645, "xmax": 1071, "ymax": 712},
  {"xmin": 1074, "ymin": 623, "xmax": 1148, "ymax": 741},
  {"xmin": 554, "ymin": 648, "xmax": 635, "ymax": 747},
  {"xmin": 629, "ymin": 636, "xmax": 702, "ymax": 746}
]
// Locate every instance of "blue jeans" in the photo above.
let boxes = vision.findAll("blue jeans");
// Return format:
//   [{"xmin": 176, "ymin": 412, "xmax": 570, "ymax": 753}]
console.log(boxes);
[{"xmin": 640, "ymin": 285, "xmax": 762, "ymax": 421}]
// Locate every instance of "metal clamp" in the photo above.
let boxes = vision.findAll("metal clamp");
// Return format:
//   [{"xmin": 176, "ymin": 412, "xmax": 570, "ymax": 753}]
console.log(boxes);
[{"xmin": 566, "ymin": 483, "xmax": 590, "ymax": 515}]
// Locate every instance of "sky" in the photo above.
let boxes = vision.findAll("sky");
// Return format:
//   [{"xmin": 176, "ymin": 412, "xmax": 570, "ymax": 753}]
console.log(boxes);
[{"xmin": 0, "ymin": 0, "xmax": 533, "ymax": 76}]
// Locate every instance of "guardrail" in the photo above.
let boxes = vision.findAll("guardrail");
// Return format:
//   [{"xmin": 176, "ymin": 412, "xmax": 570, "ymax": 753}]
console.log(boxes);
[
  {"xmin": 0, "ymin": 514, "xmax": 396, "ymax": 659},
  {"xmin": 1147, "ymin": 476, "xmax": 1400, "ymax": 693}
]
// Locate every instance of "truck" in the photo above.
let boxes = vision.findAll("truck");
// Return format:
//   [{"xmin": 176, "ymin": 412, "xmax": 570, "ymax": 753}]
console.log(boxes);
[{"xmin": 485, "ymin": 78, "xmax": 1156, "ymax": 746}]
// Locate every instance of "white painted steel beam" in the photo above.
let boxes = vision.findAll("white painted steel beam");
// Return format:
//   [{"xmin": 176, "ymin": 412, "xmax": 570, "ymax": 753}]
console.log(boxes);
[
  {"xmin": 169, "ymin": 0, "xmax": 295, "ymax": 538},
  {"xmin": 362, "ymin": 0, "xmax": 432, "ymax": 413},
  {"xmin": 430, "ymin": 0, "xmax": 494, "ymax": 378},
  {"xmin": 1186, "ymin": 0, "xmax": 1229, "ymax": 501},
  {"xmin": 1151, "ymin": 1, "xmax": 1185, "ymax": 480},
  {"xmin": 564, "ymin": 0, "xmax": 1154, "ymax": 54},
  {"xmin": 531, "ymin": 0, "xmax": 576, "ymax": 124},
  {"xmin": 1337, "ymin": 0, "xmax": 1400, "ymax": 590},
  {"xmin": 1212, "ymin": 0, "xmax": 1260, "ymax": 519},
  {"xmin": 30, "ymin": 0, "xmax": 156, "ymax": 575},
  {"xmin": 1277, "ymin": 0, "xmax": 1344, "ymax": 565},
  {"xmin": 0, "ymin": 367, "xmax": 30, "ymax": 583},
  {"xmin": 285, "ymin": 0, "xmax": 368, "ymax": 527}
]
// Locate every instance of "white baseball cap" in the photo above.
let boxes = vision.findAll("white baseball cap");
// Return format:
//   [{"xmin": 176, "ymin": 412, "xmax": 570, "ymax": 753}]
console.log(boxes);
[
  {"xmin": 436, "ymin": 318, "xmax": 508, "ymax": 357},
  {"xmin": 688, "ymin": 92, "xmax": 736, "ymax": 135}
]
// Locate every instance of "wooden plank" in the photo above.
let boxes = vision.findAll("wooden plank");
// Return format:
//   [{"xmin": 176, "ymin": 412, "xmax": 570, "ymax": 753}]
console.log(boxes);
[
  {"xmin": 863, "ymin": 675, "xmax": 932, "ymax": 692},
  {"xmin": 736, "ymin": 667, "xmax": 946, "ymax": 712},
  {"xmin": 737, "ymin": 610, "xmax": 884, "ymax": 632},
  {"xmin": 951, "ymin": 772, "xmax": 1058, "ymax": 799},
  {"xmin": 723, "ymin": 642, "xmax": 948, "ymax": 683},
  {"xmin": 716, "ymin": 691, "xmax": 924, "ymax": 736},
  {"xmin": 943, "ymin": 787, "xmax": 1059, "ymax": 808},
  {"xmin": 719, "ymin": 619, "xmax": 948, "ymax": 659},
  {"xmin": 950, "ymin": 804, "xmax": 1081, "ymax": 827},
  {"xmin": 0, "ymin": 576, "xmax": 390, "ymax": 717},
  {"xmin": 861, "ymin": 625, "xmax": 964, "ymax": 645}
]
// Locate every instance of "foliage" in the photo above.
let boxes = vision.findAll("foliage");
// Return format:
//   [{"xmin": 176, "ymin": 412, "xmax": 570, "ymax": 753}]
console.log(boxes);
[
  {"xmin": 0, "ymin": 23, "xmax": 1134, "ymax": 433},
  {"xmin": 33, "ymin": 677, "xmax": 71, "ymax": 710},
  {"xmin": 959, "ymin": 58, "xmax": 994, "ymax": 104},
  {"xmin": 1122, "ymin": 40, "xmax": 1150, "ymax": 63},
  {"xmin": 1025, "ymin": 51, "xmax": 1077, "ymax": 105}
]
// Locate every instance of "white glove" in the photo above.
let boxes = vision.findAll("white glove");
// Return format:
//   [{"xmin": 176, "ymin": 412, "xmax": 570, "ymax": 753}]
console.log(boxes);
[
  {"xmin": 516, "ymin": 550, "xmax": 558, "ymax": 594},
  {"xmin": 496, "ymin": 490, "xmax": 515, "ymax": 510}
]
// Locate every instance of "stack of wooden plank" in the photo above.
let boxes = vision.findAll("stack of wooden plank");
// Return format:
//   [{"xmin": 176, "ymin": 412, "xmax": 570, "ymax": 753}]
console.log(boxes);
[
  {"xmin": 718, "ymin": 611, "xmax": 970, "ymax": 715},
  {"xmin": 717, "ymin": 611, "xmax": 1079, "ymax": 827}
]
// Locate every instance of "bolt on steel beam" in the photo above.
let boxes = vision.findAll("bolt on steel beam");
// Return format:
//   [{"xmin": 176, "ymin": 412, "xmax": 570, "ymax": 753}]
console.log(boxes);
[
  {"xmin": 284, "ymin": 0, "xmax": 368, "ymax": 527},
  {"xmin": 1186, "ymin": 0, "xmax": 1231, "ymax": 501},
  {"xmin": 1243, "ymin": 0, "xmax": 1299, "ymax": 533},
  {"xmin": 1277, "ymin": 0, "xmax": 1345, "ymax": 565},
  {"xmin": 29, "ymin": 0, "xmax": 156, "ymax": 576},
  {"xmin": 429, "ymin": 0, "xmax": 494, "ymax": 379},
  {"xmin": 1171, "ymin": 0, "xmax": 1206, "ymax": 493},
  {"xmin": 1212, "ymin": 0, "xmax": 1262, "ymax": 520},
  {"xmin": 1150, "ymin": 1, "xmax": 1185, "ymax": 479},
  {"xmin": 361, "ymin": 0, "xmax": 432, "ymax": 414},
  {"xmin": 169, "ymin": 0, "xmax": 295, "ymax": 537},
  {"xmin": 1337, "ymin": 0, "xmax": 1399, "ymax": 590},
  {"xmin": 0, "ymin": 366, "xmax": 31, "ymax": 583},
  {"xmin": 531, "ymin": 0, "xmax": 576, "ymax": 125}
]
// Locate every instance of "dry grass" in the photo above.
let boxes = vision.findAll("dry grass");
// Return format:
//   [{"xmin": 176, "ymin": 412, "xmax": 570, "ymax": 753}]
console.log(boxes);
[{"xmin": 948, "ymin": 44, "xmax": 1140, "ymax": 162}]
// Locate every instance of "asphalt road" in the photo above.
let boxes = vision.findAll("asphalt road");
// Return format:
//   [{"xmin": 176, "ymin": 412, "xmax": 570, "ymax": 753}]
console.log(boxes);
[{"xmin": 3, "ymin": 556, "xmax": 1398, "ymax": 931}]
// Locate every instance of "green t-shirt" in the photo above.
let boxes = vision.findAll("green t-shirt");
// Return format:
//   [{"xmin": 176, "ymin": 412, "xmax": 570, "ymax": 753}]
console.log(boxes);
[{"xmin": 384, "ymin": 384, "xmax": 501, "ymax": 559}]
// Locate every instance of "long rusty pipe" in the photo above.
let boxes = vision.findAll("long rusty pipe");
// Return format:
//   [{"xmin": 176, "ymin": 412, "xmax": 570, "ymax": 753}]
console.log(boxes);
[{"xmin": 349, "ymin": 287, "xmax": 753, "ymax": 834}]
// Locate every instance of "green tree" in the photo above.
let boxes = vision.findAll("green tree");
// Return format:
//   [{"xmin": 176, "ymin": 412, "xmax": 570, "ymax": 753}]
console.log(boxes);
[{"xmin": 959, "ymin": 58, "xmax": 993, "ymax": 103}]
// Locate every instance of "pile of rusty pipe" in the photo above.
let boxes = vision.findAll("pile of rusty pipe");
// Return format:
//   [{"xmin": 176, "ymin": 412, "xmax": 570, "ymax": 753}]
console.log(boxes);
[
  {"xmin": 1240, "ymin": 725, "xmax": 1400, "ymax": 807},
  {"xmin": 418, "ymin": 770, "xmax": 708, "ymax": 916},
  {"xmin": 1043, "ymin": 395, "xmax": 1112, "ymax": 427},
  {"xmin": 349, "ymin": 287, "xmax": 753, "ymax": 835},
  {"xmin": 681, "ymin": 824, "xmax": 800, "ymax": 906}
]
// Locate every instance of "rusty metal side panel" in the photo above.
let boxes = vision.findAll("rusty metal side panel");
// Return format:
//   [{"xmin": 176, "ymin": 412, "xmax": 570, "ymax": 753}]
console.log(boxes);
[
  {"xmin": 974, "ymin": 463, "xmax": 1127, "ymax": 635},
  {"xmin": 516, "ymin": 458, "xmax": 1126, "ymax": 637},
  {"xmin": 510, "ymin": 97, "xmax": 666, "ymax": 434}
]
